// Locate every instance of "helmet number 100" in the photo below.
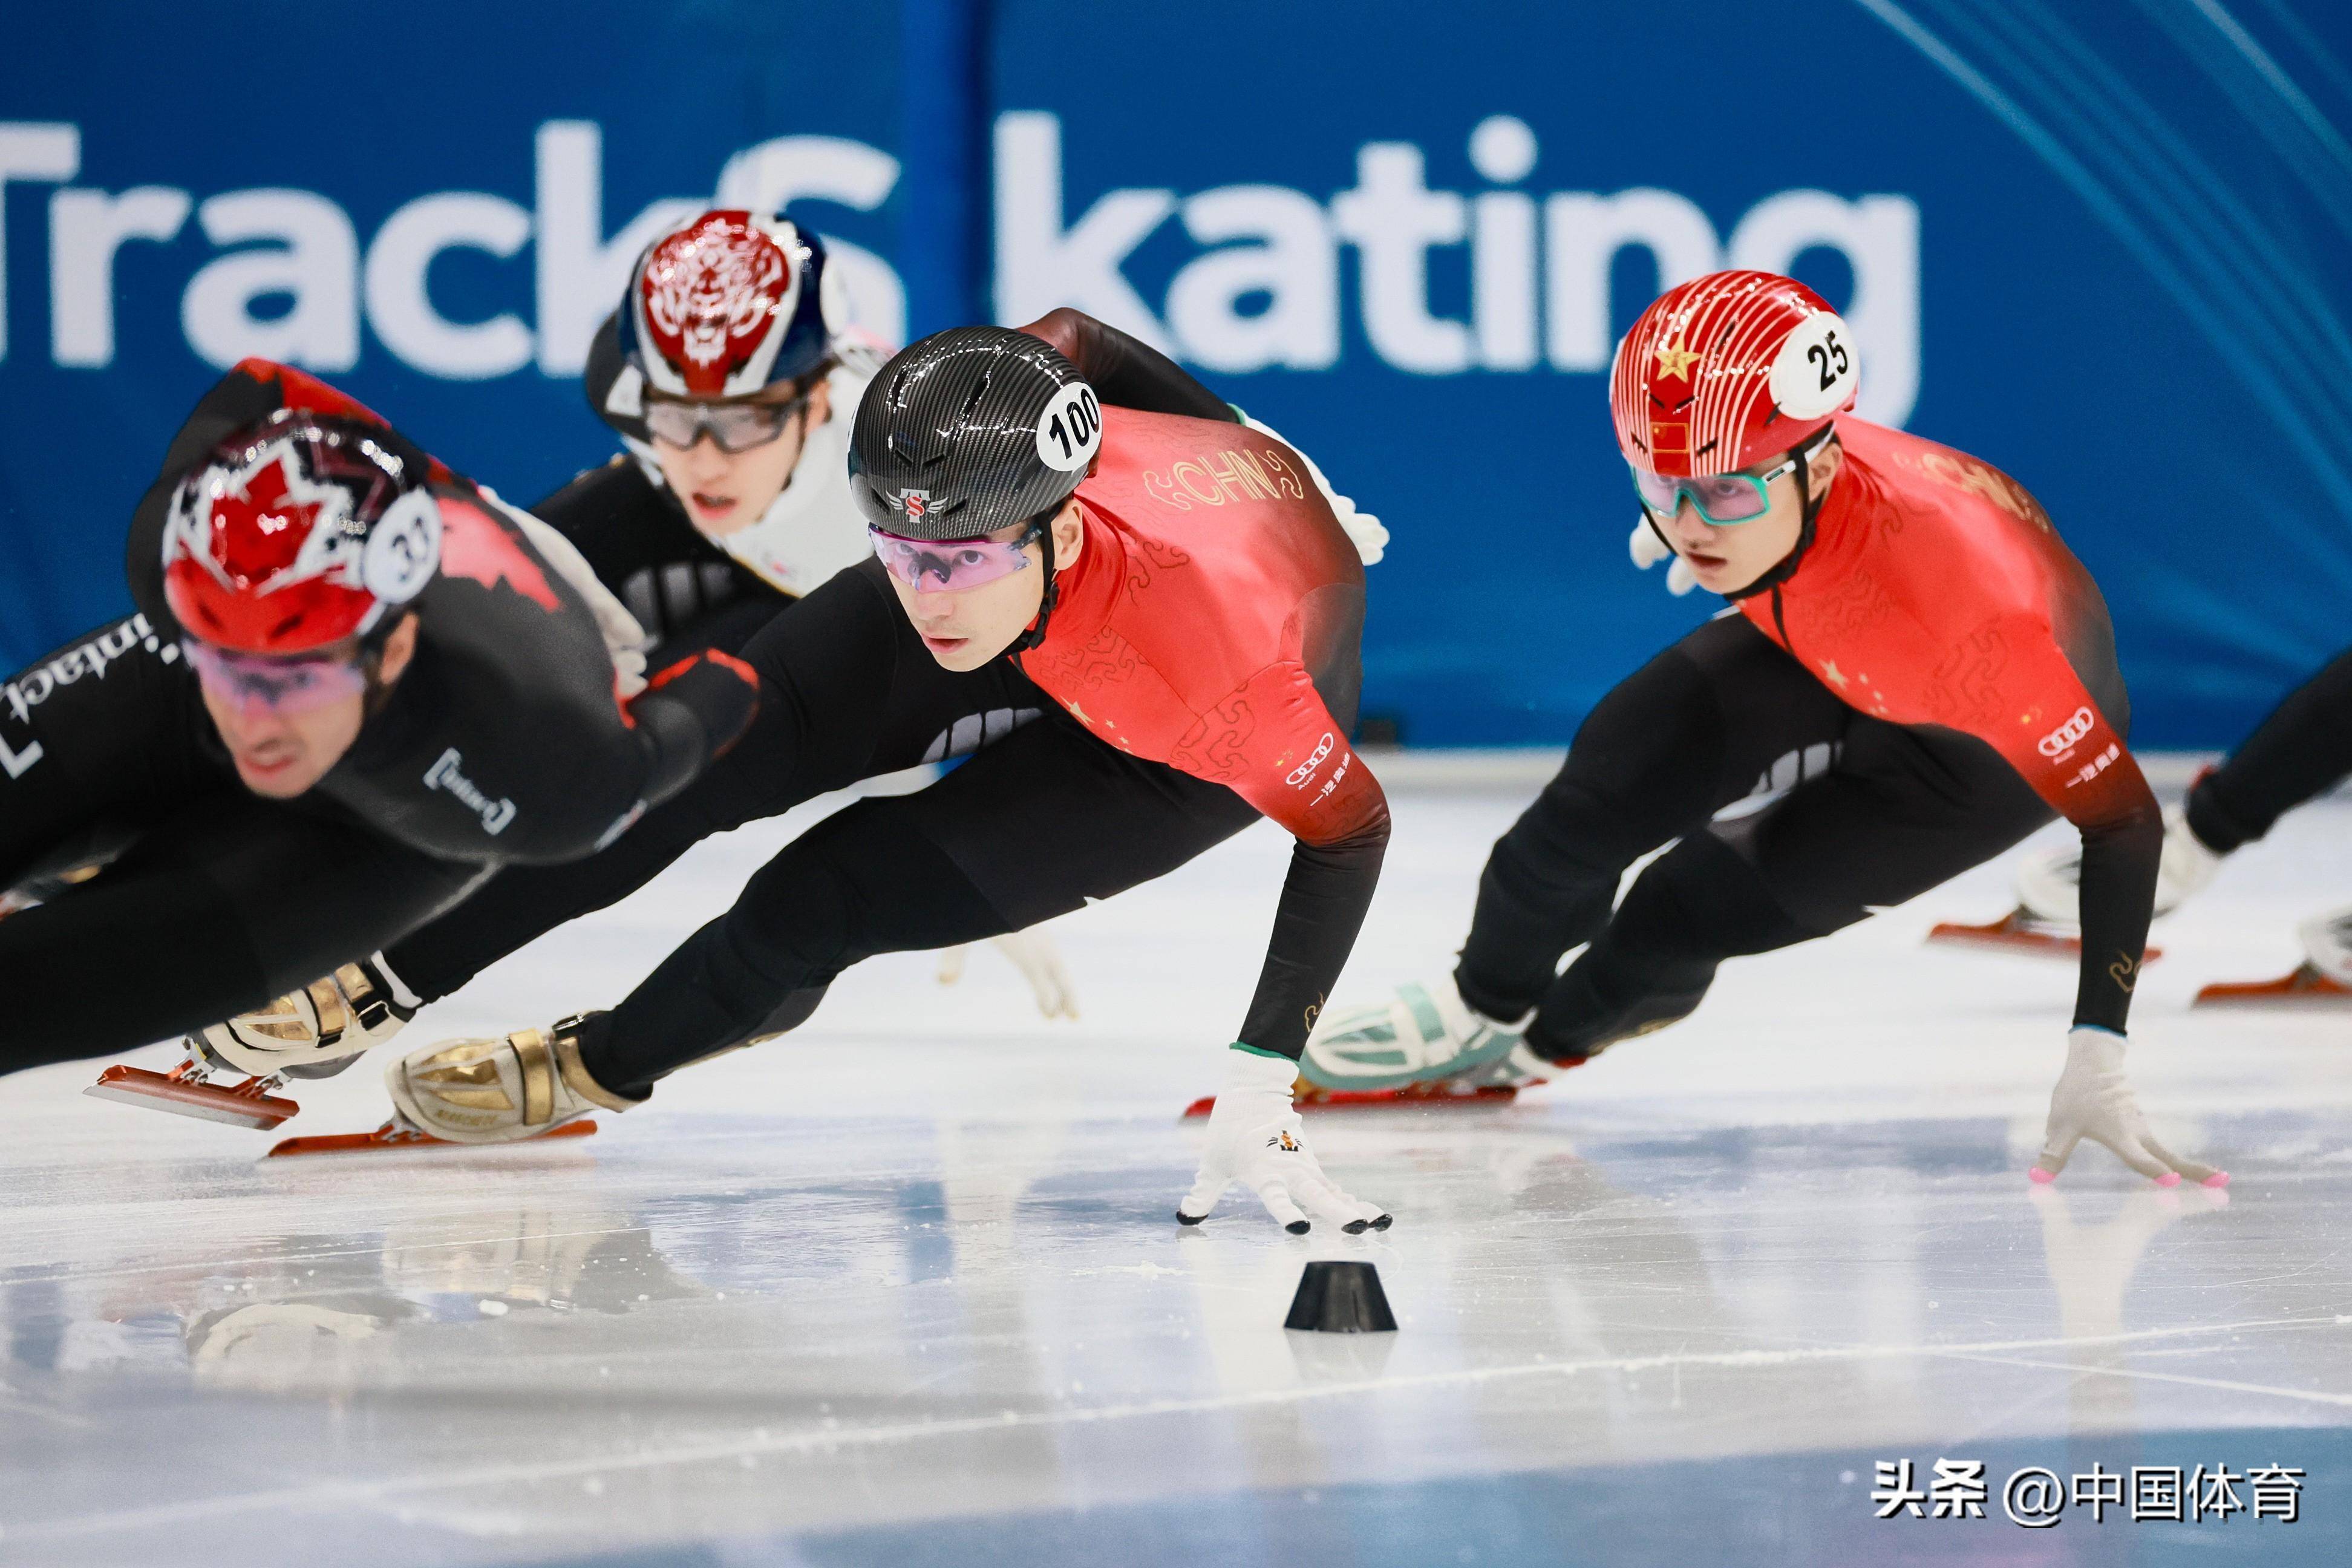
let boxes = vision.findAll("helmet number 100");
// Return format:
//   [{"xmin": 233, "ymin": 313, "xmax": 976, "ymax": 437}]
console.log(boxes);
[{"xmin": 1036, "ymin": 384, "xmax": 1104, "ymax": 472}]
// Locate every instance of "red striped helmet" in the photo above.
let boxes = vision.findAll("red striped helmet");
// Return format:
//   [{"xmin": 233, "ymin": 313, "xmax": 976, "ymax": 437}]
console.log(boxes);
[
  {"xmin": 1610, "ymin": 270, "xmax": 1858, "ymax": 478},
  {"xmin": 620, "ymin": 211, "xmax": 840, "ymax": 400}
]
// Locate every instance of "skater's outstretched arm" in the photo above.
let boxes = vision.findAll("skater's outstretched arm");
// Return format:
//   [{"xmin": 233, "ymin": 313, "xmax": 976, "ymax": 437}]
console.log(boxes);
[
  {"xmin": 1965, "ymin": 614, "xmax": 2162, "ymax": 1036},
  {"xmin": 1018, "ymin": 309, "xmax": 1237, "ymax": 425},
  {"xmin": 375, "ymin": 562, "xmax": 1040, "ymax": 1010}
]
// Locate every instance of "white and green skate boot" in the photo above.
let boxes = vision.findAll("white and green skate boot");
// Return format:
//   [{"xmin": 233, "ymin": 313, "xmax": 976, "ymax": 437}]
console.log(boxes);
[{"xmin": 1301, "ymin": 975, "xmax": 1543, "ymax": 1096}]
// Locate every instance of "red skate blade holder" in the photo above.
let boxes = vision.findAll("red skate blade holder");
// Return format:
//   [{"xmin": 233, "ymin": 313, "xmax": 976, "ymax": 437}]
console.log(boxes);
[
  {"xmin": 1182, "ymin": 1082, "xmax": 1524, "ymax": 1119},
  {"xmin": 2192, "ymin": 963, "xmax": 2352, "ymax": 1008},
  {"xmin": 266, "ymin": 1118, "xmax": 598, "ymax": 1158},
  {"xmin": 1927, "ymin": 910, "xmax": 2161, "ymax": 964},
  {"xmin": 85, "ymin": 1062, "xmax": 301, "ymax": 1131}
]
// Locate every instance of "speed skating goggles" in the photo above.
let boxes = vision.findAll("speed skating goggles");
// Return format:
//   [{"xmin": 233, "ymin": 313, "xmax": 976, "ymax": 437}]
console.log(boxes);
[
  {"xmin": 1630, "ymin": 436, "xmax": 1826, "ymax": 526},
  {"xmin": 182, "ymin": 639, "xmax": 368, "ymax": 714},
  {"xmin": 869, "ymin": 524, "xmax": 1041, "ymax": 592},
  {"xmin": 641, "ymin": 392, "xmax": 809, "ymax": 454}
]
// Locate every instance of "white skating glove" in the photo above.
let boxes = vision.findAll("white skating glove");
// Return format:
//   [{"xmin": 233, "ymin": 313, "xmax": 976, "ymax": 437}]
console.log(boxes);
[
  {"xmin": 1235, "ymin": 410, "xmax": 1388, "ymax": 565},
  {"xmin": 936, "ymin": 929, "xmax": 1080, "ymax": 1020},
  {"xmin": 2032, "ymin": 1027, "xmax": 2224, "ymax": 1187},
  {"xmin": 1178, "ymin": 1047, "xmax": 1393, "ymax": 1234},
  {"xmin": 1629, "ymin": 515, "xmax": 1699, "ymax": 596},
  {"xmin": 2014, "ymin": 805, "xmax": 2222, "ymax": 927}
]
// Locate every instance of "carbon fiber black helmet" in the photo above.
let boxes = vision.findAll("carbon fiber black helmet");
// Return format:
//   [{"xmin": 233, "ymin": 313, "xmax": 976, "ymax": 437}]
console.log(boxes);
[{"xmin": 849, "ymin": 325, "xmax": 1102, "ymax": 541}]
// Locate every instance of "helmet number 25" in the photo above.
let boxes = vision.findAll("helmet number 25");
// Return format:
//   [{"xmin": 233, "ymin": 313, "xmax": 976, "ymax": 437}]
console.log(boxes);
[{"xmin": 1806, "ymin": 330, "xmax": 1851, "ymax": 393}]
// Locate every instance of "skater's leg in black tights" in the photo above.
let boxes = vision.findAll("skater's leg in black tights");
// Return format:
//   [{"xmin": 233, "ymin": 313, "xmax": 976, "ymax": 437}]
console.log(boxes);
[
  {"xmin": 1453, "ymin": 615, "xmax": 1851, "ymax": 1024},
  {"xmin": 1528, "ymin": 720, "xmax": 2053, "ymax": 1062},
  {"xmin": 2186, "ymin": 645, "xmax": 2352, "ymax": 854},
  {"xmin": 577, "ymin": 713, "xmax": 1260, "ymax": 1095}
]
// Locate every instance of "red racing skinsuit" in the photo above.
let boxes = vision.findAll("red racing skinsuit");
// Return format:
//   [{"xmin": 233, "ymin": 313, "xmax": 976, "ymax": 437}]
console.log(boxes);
[
  {"xmin": 1018, "ymin": 407, "xmax": 1391, "ymax": 1056},
  {"xmin": 1736, "ymin": 416, "xmax": 2161, "ymax": 1031}
]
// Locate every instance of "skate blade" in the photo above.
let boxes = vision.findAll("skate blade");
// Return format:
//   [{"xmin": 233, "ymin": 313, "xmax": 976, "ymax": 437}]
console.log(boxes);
[
  {"xmin": 1926, "ymin": 911, "xmax": 2163, "ymax": 964},
  {"xmin": 2192, "ymin": 963, "xmax": 2352, "ymax": 1008},
  {"xmin": 265, "ymin": 1117, "xmax": 598, "ymax": 1158},
  {"xmin": 1180, "ymin": 1082, "xmax": 1527, "ymax": 1120},
  {"xmin": 83, "ymin": 1065, "xmax": 299, "ymax": 1131}
]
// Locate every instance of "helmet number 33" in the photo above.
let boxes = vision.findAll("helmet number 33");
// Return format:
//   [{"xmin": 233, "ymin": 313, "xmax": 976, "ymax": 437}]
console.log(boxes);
[{"xmin": 1036, "ymin": 384, "xmax": 1103, "ymax": 472}]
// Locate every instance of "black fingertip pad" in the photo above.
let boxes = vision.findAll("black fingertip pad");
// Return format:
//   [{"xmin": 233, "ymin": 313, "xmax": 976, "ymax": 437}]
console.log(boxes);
[
  {"xmin": 1342, "ymin": 1219, "xmax": 1371, "ymax": 1235},
  {"xmin": 1370, "ymin": 1213, "xmax": 1394, "ymax": 1230},
  {"xmin": 1176, "ymin": 1210, "xmax": 1207, "ymax": 1226},
  {"xmin": 1285, "ymin": 1219, "xmax": 1312, "ymax": 1235}
]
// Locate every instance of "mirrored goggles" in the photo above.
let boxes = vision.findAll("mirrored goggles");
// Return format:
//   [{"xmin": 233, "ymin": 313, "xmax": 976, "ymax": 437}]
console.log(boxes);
[
  {"xmin": 182, "ymin": 639, "xmax": 368, "ymax": 715},
  {"xmin": 642, "ymin": 393, "xmax": 808, "ymax": 454},
  {"xmin": 869, "ymin": 525, "xmax": 1039, "ymax": 592},
  {"xmin": 1630, "ymin": 446, "xmax": 1809, "ymax": 527}
]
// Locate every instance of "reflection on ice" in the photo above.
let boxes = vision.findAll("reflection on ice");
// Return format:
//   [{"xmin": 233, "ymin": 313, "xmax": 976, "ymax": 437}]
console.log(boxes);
[{"xmin": 0, "ymin": 779, "xmax": 2348, "ymax": 1566}]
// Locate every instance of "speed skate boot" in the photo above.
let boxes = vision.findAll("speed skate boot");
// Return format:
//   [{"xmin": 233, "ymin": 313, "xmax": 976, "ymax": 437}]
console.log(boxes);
[
  {"xmin": 1294, "ymin": 974, "xmax": 1546, "ymax": 1108},
  {"xmin": 2195, "ymin": 903, "xmax": 2352, "ymax": 1007},
  {"xmin": 201, "ymin": 957, "xmax": 419, "ymax": 1080},
  {"xmin": 384, "ymin": 1013, "xmax": 643, "ymax": 1145},
  {"xmin": 85, "ymin": 957, "xmax": 419, "ymax": 1131}
]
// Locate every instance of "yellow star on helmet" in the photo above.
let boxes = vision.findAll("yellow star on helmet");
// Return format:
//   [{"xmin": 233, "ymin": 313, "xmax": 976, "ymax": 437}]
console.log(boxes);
[{"xmin": 1653, "ymin": 339, "xmax": 1702, "ymax": 381}]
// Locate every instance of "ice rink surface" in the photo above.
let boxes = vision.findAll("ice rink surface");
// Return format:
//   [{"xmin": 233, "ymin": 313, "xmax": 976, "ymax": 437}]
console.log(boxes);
[{"xmin": 4, "ymin": 757, "xmax": 2350, "ymax": 1567}]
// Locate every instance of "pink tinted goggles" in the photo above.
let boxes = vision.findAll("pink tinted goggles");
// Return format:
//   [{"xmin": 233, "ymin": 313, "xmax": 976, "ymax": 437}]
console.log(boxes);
[
  {"xmin": 868, "ymin": 526, "xmax": 1037, "ymax": 592},
  {"xmin": 182, "ymin": 639, "xmax": 368, "ymax": 714}
]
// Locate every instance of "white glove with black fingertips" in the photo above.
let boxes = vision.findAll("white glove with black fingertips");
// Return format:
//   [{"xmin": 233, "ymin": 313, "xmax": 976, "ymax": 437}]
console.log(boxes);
[{"xmin": 1180, "ymin": 1047, "xmax": 1392, "ymax": 1235}]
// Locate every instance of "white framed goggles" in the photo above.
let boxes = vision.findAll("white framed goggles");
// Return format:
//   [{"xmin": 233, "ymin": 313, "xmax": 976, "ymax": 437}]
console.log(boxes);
[{"xmin": 869, "ymin": 522, "xmax": 1042, "ymax": 592}]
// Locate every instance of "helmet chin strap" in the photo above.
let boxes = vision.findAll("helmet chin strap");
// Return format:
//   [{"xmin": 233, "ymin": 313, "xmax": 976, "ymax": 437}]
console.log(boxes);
[
  {"xmin": 1723, "ymin": 430, "xmax": 1838, "ymax": 603},
  {"xmin": 1010, "ymin": 511, "xmax": 1062, "ymax": 655}
]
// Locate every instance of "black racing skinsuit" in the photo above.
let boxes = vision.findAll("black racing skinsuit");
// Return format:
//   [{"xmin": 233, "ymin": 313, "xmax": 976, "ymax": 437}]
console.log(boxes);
[
  {"xmin": 0, "ymin": 361, "xmax": 753, "ymax": 1067},
  {"xmin": 373, "ymin": 312, "xmax": 1341, "ymax": 1096}
]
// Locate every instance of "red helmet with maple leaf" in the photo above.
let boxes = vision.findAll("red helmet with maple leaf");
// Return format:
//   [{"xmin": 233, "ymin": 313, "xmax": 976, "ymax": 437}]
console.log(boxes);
[
  {"xmin": 162, "ymin": 410, "xmax": 443, "ymax": 653},
  {"xmin": 1610, "ymin": 270, "xmax": 1860, "ymax": 479}
]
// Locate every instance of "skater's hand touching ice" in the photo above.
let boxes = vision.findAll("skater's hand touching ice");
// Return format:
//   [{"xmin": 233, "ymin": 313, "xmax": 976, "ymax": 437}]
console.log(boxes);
[
  {"xmin": 1179, "ymin": 1047, "xmax": 1392, "ymax": 1234},
  {"xmin": 936, "ymin": 927, "xmax": 1079, "ymax": 1019},
  {"xmin": 2033, "ymin": 1027, "xmax": 2226, "ymax": 1187}
]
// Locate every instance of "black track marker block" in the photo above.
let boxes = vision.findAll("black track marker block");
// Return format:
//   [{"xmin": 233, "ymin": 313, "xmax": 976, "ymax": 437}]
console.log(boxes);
[{"xmin": 1283, "ymin": 1260, "xmax": 1397, "ymax": 1333}]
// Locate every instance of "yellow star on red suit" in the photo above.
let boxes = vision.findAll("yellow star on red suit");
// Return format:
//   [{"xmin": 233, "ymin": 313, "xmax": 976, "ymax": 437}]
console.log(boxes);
[{"xmin": 1653, "ymin": 339, "xmax": 1702, "ymax": 381}]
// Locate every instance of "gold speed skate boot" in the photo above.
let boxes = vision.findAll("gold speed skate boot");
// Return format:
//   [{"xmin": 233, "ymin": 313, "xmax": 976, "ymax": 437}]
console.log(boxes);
[
  {"xmin": 87, "ymin": 959, "xmax": 417, "ymax": 1132},
  {"xmin": 385, "ymin": 1014, "xmax": 642, "ymax": 1145},
  {"xmin": 197, "ymin": 959, "xmax": 416, "ymax": 1082}
]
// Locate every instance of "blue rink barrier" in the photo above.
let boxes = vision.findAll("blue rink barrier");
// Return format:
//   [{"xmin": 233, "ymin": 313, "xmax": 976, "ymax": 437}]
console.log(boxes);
[{"xmin": 2, "ymin": 1, "xmax": 2347, "ymax": 746}]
